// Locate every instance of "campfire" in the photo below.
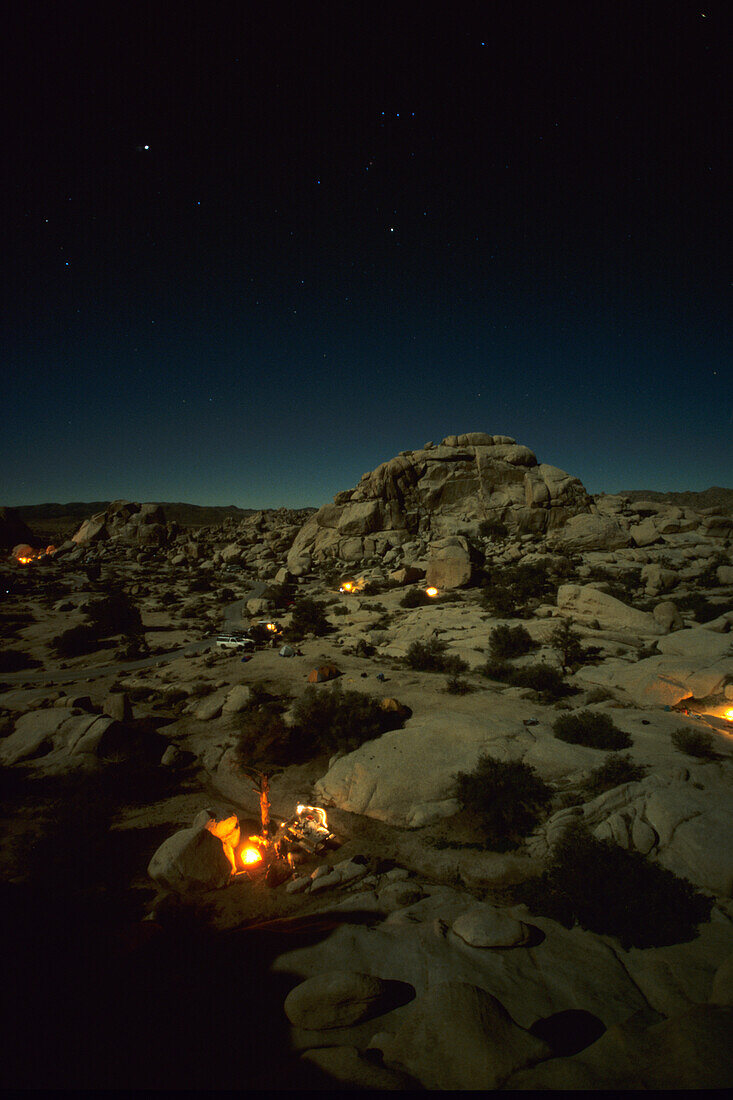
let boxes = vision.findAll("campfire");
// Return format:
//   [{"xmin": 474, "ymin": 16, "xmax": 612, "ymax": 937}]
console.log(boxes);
[
  {"xmin": 12, "ymin": 544, "xmax": 56, "ymax": 565},
  {"xmin": 206, "ymin": 768, "xmax": 337, "ymax": 886},
  {"xmin": 425, "ymin": 586, "xmax": 439, "ymax": 598},
  {"xmin": 338, "ymin": 577, "xmax": 365, "ymax": 594}
]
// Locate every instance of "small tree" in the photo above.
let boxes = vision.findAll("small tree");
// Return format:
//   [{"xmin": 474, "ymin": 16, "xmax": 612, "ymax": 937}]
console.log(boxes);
[
  {"xmin": 288, "ymin": 598, "xmax": 330, "ymax": 639},
  {"xmin": 489, "ymin": 624, "xmax": 533, "ymax": 660},
  {"xmin": 553, "ymin": 711, "xmax": 631, "ymax": 750},
  {"xmin": 454, "ymin": 753, "xmax": 552, "ymax": 850},
  {"xmin": 549, "ymin": 619, "xmax": 586, "ymax": 672}
]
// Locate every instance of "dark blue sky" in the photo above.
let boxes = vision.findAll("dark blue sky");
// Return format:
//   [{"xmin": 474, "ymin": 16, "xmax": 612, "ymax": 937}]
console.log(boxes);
[{"xmin": 3, "ymin": 2, "xmax": 731, "ymax": 507}]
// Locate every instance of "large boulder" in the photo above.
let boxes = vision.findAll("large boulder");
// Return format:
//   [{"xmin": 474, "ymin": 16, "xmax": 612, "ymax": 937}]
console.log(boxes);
[
  {"xmin": 147, "ymin": 823, "xmax": 232, "ymax": 893},
  {"xmin": 378, "ymin": 981, "xmax": 551, "ymax": 1089},
  {"xmin": 551, "ymin": 513, "xmax": 631, "ymax": 550},
  {"xmin": 557, "ymin": 584, "xmax": 666, "ymax": 636},
  {"xmin": 574, "ymin": 654, "xmax": 732, "ymax": 707},
  {"xmin": 424, "ymin": 536, "xmax": 472, "ymax": 589},
  {"xmin": 287, "ymin": 434, "xmax": 593, "ymax": 568},
  {"xmin": 0, "ymin": 709, "xmax": 69, "ymax": 765},
  {"xmin": 284, "ymin": 971, "xmax": 402, "ymax": 1030}
]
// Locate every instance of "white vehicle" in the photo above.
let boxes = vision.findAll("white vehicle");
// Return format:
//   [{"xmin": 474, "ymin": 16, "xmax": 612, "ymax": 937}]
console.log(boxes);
[{"xmin": 216, "ymin": 633, "xmax": 255, "ymax": 651}]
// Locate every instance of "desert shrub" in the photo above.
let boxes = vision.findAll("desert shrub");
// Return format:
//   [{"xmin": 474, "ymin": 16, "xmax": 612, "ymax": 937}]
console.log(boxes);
[
  {"xmin": 263, "ymin": 581, "xmax": 296, "ymax": 609},
  {"xmin": 584, "ymin": 687, "xmax": 614, "ymax": 704},
  {"xmin": 674, "ymin": 592, "xmax": 720, "ymax": 623},
  {"xmin": 585, "ymin": 753, "xmax": 646, "ymax": 795},
  {"xmin": 454, "ymin": 753, "xmax": 552, "ymax": 850},
  {"xmin": 330, "ymin": 604, "xmax": 349, "ymax": 616},
  {"xmin": 549, "ymin": 619, "xmax": 586, "ymax": 671},
  {"xmin": 478, "ymin": 519, "xmax": 508, "ymax": 540},
  {"xmin": 671, "ymin": 726, "xmax": 719, "ymax": 759},
  {"xmin": 489, "ymin": 624, "xmax": 533, "ymax": 660},
  {"xmin": 86, "ymin": 589, "xmax": 142, "ymax": 638},
  {"xmin": 481, "ymin": 561, "xmax": 556, "ymax": 618},
  {"xmin": 405, "ymin": 638, "xmax": 468, "ymax": 674},
  {"xmin": 444, "ymin": 675, "xmax": 475, "ymax": 695},
  {"xmin": 0, "ymin": 650, "xmax": 41, "ymax": 673},
  {"xmin": 400, "ymin": 588, "xmax": 432, "ymax": 608},
  {"xmin": 512, "ymin": 664, "xmax": 574, "ymax": 701},
  {"xmin": 52, "ymin": 624, "xmax": 100, "ymax": 657},
  {"xmin": 288, "ymin": 685, "xmax": 407, "ymax": 758},
  {"xmin": 516, "ymin": 822, "xmax": 713, "ymax": 948},
  {"xmin": 482, "ymin": 660, "xmax": 572, "ymax": 702},
  {"xmin": 188, "ymin": 577, "xmax": 212, "ymax": 593},
  {"xmin": 288, "ymin": 598, "xmax": 331, "ymax": 639},
  {"xmin": 553, "ymin": 711, "xmax": 631, "ymax": 750}
]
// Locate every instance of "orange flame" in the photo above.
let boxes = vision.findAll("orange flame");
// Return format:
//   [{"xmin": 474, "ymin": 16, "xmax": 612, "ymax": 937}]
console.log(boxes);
[
  {"xmin": 724, "ymin": 708, "xmax": 733, "ymax": 723},
  {"xmin": 425, "ymin": 586, "xmax": 439, "ymax": 597},
  {"xmin": 241, "ymin": 846, "xmax": 263, "ymax": 865}
]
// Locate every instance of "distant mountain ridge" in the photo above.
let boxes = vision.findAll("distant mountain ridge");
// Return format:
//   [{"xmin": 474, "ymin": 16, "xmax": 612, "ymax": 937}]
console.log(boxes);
[
  {"xmin": 14, "ymin": 501, "xmax": 261, "ymax": 537},
  {"xmin": 611, "ymin": 487, "xmax": 733, "ymax": 512}
]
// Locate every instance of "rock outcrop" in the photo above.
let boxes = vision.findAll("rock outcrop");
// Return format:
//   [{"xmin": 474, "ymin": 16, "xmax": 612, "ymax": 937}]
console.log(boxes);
[
  {"xmin": 71, "ymin": 500, "xmax": 172, "ymax": 547},
  {"xmin": 287, "ymin": 433, "xmax": 593, "ymax": 569}
]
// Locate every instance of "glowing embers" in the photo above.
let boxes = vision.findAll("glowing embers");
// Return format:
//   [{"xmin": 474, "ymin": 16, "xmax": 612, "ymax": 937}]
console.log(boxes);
[{"xmin": 425, "ymin": 586, "xmax": 439, "ymax": 598}]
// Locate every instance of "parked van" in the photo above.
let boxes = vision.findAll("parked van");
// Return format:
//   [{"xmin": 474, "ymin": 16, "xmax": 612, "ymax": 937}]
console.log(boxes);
[{"xmin": 216, "ymin": 633, "xmax": 255, "ymax": 651}]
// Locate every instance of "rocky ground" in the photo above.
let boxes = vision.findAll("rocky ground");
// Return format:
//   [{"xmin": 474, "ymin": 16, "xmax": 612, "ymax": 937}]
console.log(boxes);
[{"xmin": 1, "ymin": 439, "xmax": 733, "ymax": 1089}]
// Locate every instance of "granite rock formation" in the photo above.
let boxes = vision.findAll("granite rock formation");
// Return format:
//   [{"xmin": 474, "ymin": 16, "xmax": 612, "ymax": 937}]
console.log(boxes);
[{"xmin": 287, "ymin": 433, "xmax": 594, "ymax": 571}]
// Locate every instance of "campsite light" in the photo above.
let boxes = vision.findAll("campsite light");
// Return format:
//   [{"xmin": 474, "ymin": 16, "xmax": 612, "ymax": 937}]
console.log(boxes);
[
  {"xmin": 339, "ymin": 580, "xmax": 354, "ymax": 593},
  {"xmin": 425, "ymin": 586, "xmax": 439, "ymax": 598},
  {"xmin": 265, "ymin": 622, "xmax": 278, "ymax": 632}
]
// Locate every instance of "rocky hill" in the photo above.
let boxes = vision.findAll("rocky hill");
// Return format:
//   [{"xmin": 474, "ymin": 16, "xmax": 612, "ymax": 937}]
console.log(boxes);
[
  {"xmin": 15, "ymin": 500, "xmax": 263, "ymax": 540},
  {"xmin": 614, "ymin": 487, "xmax": 733, "ymax": 513},
  {"xmin": 287, "ymin": 432, "xmax": 594, "ymax": 571}
]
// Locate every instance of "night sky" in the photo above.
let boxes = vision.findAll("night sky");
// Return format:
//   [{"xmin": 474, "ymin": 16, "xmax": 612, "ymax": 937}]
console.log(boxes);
[{"xmin": 3, "ymin": 2, "xmax": 731, "ymax": 508}]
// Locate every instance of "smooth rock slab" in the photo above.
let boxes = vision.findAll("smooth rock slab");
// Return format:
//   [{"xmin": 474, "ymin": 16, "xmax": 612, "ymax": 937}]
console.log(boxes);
[
  {"xmin": 452, "ymin": 905, "xmax": 530, "ymax": 948},
  {"xmin": 300, "ymin": 1045, "xmax": 413, "ymax": 1089},
  {"xmin": 379, "ymin": 980, "xmax": 551, "ymax": 1089},
  {"xmin": 284, "ymin": 971, "xmax": 407, "ymax": 1030}
]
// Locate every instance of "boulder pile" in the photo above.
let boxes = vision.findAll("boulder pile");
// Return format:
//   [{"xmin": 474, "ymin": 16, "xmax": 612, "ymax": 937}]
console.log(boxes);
[{"xmin": 287, "ymin": 433, "xmax": 593, "ymax": 571}]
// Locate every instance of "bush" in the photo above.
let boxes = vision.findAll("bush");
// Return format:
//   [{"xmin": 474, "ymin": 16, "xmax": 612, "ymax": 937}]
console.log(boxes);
[
  {"xmin": 288, "ymin": 685, "xmax": 407, "ymax": 758},
  {"xmin": 405, "ymin": 638, "xmax": 468, "ymax": 675},
  {"xmin": 400, "ymin": 588, "xmax": 432, "ymax": 608},
  {"xmin": 52, "ymin": 624, "xmax": 100, "ymax": 657},
  {"xmin": 454, "ymin": 753, "xmax": 552, "ymax": 850},
  {"xmin": 516, "ymin": 822, "xmax": 713, "ymax": 948},
  {"xmin": 549, "ymin": 619, "xmax": 586, "ymax": 671},
  {"xmin": 671, "ymin": 726, "xmax": 720, "ymax": 759},
  {"xmin": 482, "ymin": 660, "xmax": 572, "ymax": 702},
  {"xmin": 585, "ymin": 753, "xmax": 646, "ymax": 795},
  {"xmin": 489, "ymin": 624, "xmax": 533, "ymax": 660},
  {"xmin": 553, "ymin": 711, "xmax": 631, "ymax": 750},
  {"xmin": 86, "ymin": 589, "xmax": 142, "ymax": 638},
  {"xmin": 445, "ymin": 675, "xmax": 474, "ymax": 695},
  {"xmin": 481, "ymin": 561, "xmax": 556, "ymax": 618},
  {"xmin": 288, "ymin": 598, "xmax": 331, "ymax": 639},
  {"xmin": 0, "ymin": 650, "xmax": 42, "ymax": 673},
  {"xmin": 512, "ymin": 664, "xmax": 574, "ymax": 701}
]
